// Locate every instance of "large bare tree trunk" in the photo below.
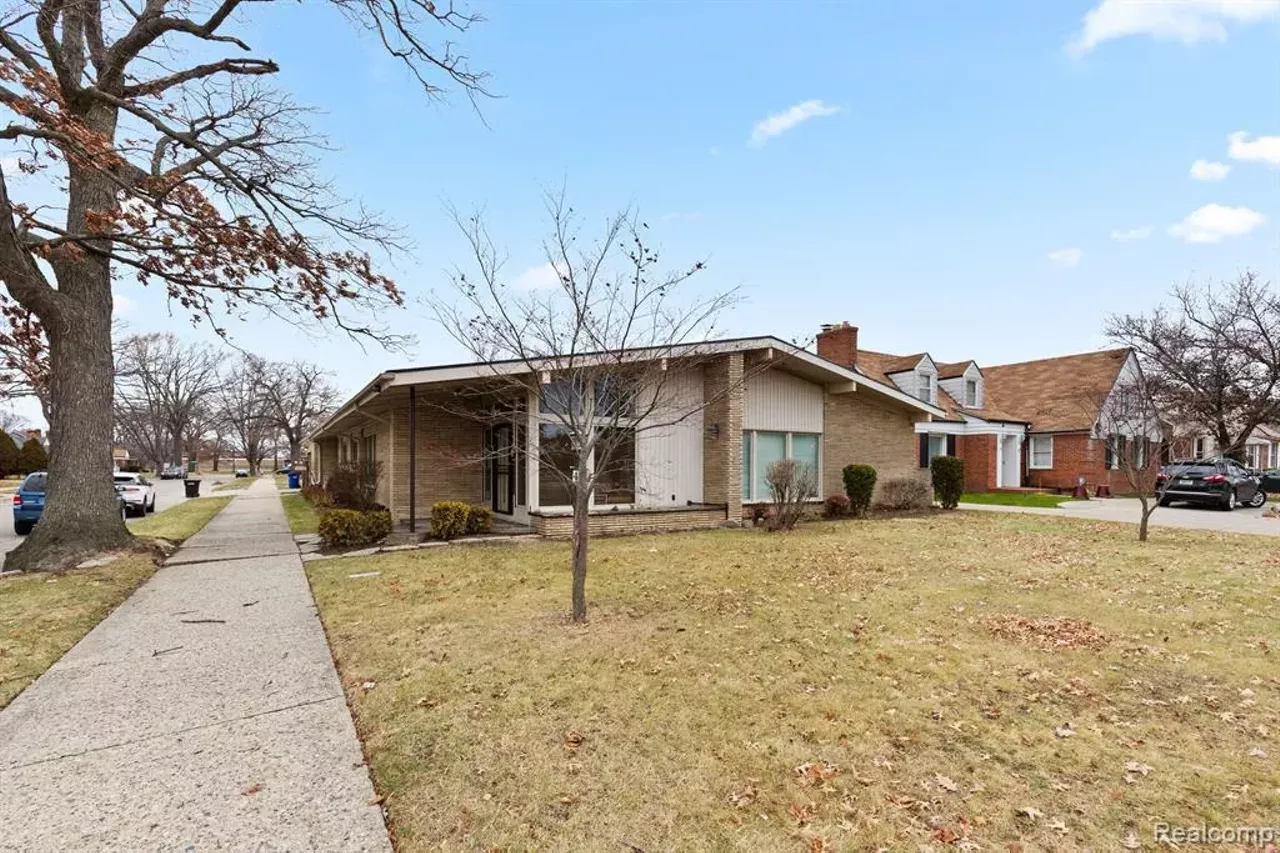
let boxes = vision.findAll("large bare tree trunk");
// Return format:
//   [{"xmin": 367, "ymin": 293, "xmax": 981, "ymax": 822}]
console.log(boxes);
[
  {"xmin": 571, "ymin": 490, "xmax": 589, "ymax": 623},
  {"xmin": 7, "ymin": 264, "xmax": 129, "ymax": 572}
]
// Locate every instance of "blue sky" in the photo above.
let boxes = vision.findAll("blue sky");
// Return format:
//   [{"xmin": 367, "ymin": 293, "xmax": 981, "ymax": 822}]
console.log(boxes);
[{"xmin": 8, "ymin": 1, "xmax": 1280, "ymax": 421}]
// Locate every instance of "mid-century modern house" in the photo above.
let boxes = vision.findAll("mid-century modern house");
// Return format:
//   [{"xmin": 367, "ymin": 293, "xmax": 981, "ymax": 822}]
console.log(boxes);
[
  {"xmin": 813, "ymin": 322, "xmax": 1159, "ymax": 493},
  {"xmin": 308, "ymin": 337, "xmax": 948, "ymax": 535}
]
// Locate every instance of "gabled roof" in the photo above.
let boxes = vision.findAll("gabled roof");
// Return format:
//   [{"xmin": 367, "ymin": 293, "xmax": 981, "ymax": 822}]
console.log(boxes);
[
  {"xmin": 936, "ymin": 360, "xmax": 978, "ymax": 380},
  {"xmin": 983, "ymin": 348, "xmax": 1130, "ymax": 433},
  {"xmin": 854, "ymin": 350, "xmax": 1027, "ymax": 425},
  {"xmin": 856, "ymin": 350, "xmax": 928, "ymax": 382}
]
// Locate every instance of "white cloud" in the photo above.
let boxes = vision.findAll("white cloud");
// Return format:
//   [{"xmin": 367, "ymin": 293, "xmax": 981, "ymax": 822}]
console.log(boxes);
[
  {"xmin": 1227, "ymin": 131, "xmax": 1280, "ymax": 165},
  {"xmin": 514, "ymin": 262, "xmax": 565, "ymax": 290},
  {"xmin": 1167, "ymin": 203, "xmax": 1265, "ymax": 243},
  {"xmin": 1190, "ymin": 159, "xmax": 1231, "ymax": 180},
  {"xmin": 1048, "ymin": 248, "xmax": 1082, "ymax": 267},
  {"xmin": 1110, "ymin": 226, "xmax": 1153, "ymax": 242},
  {"xmin": 113, "ymin": 292, "xmax": 135, "ymax": 315},
  {"xmin": 1067, "ymin": 0, "xmax": 1280, "ymax": 56},
  {"xmin": 748, "ymin": 100, "xmax": 841, "ymax": 147}
]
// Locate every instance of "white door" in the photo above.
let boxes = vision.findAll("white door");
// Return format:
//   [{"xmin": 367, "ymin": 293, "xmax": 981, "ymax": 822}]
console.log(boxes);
[{"xmin": 1000, "ymin": 436, "xmax": 1021, "ymax": 487}]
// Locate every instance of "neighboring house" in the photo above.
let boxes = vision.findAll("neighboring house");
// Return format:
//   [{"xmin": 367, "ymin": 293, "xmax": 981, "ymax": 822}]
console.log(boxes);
[
  {"xmin": 111, "ymin": 446, "xmax": 131, "ymax": 467},
  {"xmin": 308, "ymin": 337, "xmax": 946, "ymax": 536},
  {"xmin": 816, "ymin": 322, "xmax": 1158, "ymax": 492},
  {"xmin": 1181, "ymin": 425, "xmax": 1280, "ymax": 469}
]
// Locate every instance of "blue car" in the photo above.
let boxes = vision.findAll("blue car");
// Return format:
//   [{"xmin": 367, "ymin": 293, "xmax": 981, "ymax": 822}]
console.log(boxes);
[{"xmin": 12, "ymin": 472, "xmax": 127, "ymax": 535}]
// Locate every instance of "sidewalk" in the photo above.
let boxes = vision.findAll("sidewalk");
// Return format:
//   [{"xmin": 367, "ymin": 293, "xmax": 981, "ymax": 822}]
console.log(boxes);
[
  {"xmin": 0, "ymin": 479, "xmax": 390, "ymax": 850},
  {"xmin": 960, "ymin": 497, "xmax": 1280, "ymax": 536}
]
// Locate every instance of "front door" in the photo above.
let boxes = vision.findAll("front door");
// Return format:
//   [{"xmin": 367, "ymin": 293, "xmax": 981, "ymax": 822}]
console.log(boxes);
[{"xmin": 492, "ymin": 423, "xmax": 514, "ymax": 515}]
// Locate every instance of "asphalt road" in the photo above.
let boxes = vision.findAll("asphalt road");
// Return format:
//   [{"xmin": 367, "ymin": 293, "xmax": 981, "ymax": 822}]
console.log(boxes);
[
  {"xmin": 962, "ymin": 496, "xmax": 1280, "ymax": 537},
  {"xmin": 0, "ymin": 478, "xmax": 193, "ymax": 559}
]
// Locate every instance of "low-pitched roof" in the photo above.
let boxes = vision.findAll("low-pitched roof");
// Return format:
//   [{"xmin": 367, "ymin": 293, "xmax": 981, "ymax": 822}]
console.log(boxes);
[{"xmin": 983, "ymin": 348, "xmax": 1130, "ymax": 433}]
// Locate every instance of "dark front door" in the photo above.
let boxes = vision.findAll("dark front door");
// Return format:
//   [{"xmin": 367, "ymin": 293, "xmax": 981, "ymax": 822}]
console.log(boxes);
[{"xmin": 492, "ymin": 423, "xmax": 514, "ymax": 515}]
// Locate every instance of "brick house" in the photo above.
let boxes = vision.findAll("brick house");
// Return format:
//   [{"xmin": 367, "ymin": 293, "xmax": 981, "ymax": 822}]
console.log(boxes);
[
  {"xmin": 816, "ymin": 322, "xmax": 1159, "ymax": 493},
  {"xmin": 308, "ymin": 337, "xmax": 946, "ymax": 535}
]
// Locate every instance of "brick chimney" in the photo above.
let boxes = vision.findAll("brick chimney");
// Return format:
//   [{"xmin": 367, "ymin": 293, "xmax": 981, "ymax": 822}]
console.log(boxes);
[{"xmin": 816, "ymin": 321, "xmax": 858, "ymax": 368}]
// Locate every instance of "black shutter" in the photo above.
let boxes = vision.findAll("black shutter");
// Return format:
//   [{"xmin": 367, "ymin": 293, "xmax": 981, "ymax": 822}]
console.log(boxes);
[
  {"xmin": 919, "ymin": 434, "xmax": 929, "ymax": 468},
  {"xmin": 1104, "ymin": 436, "xmax": 1115, "ymax": 469},
  {"xmin": 946, "ymin": 435, "xmax": 957, "ymax": 457}
]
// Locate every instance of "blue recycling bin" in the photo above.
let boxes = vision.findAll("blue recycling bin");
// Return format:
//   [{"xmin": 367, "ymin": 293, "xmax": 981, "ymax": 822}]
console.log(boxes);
[{"xmin": 287, "ymin": 471, "xmax": 301, "ymax": 489}]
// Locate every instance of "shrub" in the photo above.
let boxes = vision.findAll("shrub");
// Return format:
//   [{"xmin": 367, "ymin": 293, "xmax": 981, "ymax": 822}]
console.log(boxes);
[
  {"xmin": 823, "ymin": 494, "xmax": 851, "ymax": 518},
  {"xmin": 318, "ymin": 508, "xmax": 393, "ymax": 548},
  {"xmin": 429, "ymin": 500, "xmax": 472, "ymax": 541},
  {"xmin": 877, "ymin": 476, "xmax": 933, "ymax": 510},
  {"xmin": 747, "ymin": 504, "xmax": 773, "ymax": 527},
  {"xmin": 765, "ymin": 458, "xmax": 817, "ymax": 531},
  {"xmin": 466, "ymin": 504, "xmax": 494, "ymax": 535},
  {"xmin": 0, "ymin": 432, "xmax": 18, "ymax": 477},
  {"xmin": 931, "ymin": 455, "xmax": 965, "ymax": 510},
  {"xmin": 842, "ymin": 464, "xmax": 877, "ymax": 517},
  {"xmin": 300, "ymin": 483, "xmax": 332, "ymax": 507},
  {"xmin": 324, "ymin": 462, "xmax": 382, "ymax": 510}
]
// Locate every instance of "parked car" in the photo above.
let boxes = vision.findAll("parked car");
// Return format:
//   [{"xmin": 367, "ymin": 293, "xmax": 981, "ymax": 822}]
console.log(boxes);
[
  {"xmin": 113, "ymin": 472, "xmax": 157, "ymax": 517},
  {"xmin": 159, "ymin": 464, "xmax": 186, "ymax": 480},
  {"xmin": 1257, "ymin": 468, "xmax": 1280, "ymax": 494},
  {"xmin": 1157, "ymin": 459, "xmax": 1266, "ymax": 510},
  {"xmin": 234, "ymin": 468, "xmax": 251, "ymax": 478},
  {"xmin": 14, "ymin": 473, "xmax": 127, "ymax": 535}
]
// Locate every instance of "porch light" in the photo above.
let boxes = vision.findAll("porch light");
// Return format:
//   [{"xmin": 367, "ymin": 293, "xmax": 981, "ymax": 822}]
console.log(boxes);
[{"xmin": 707, "ymin": 423, "xmax": 720, "ymax": 439}]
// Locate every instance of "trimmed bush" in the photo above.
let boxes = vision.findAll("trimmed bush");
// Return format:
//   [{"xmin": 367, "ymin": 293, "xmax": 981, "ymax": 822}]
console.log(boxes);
[
  {"xmin": 318, "ymin": 508, "xmax": 393, "ymax": 548},
  {"xmin": 842, "ymin": 464, "xmax": 877, "ymax": 517},
  {"xmin": 823, "ymin": 494, "xmax": 851, "ymax": 518},
  {"xmin": 429, "ymin": 500, "xmax": 471, "ymax": 541},
  {"xmin": 931, "ymin": 455, "xmax": 965, "ymax": 510},
  {"xmin": 877, "ymin": 477, "xmax": 933, "ymax": 510},
  {"xmin": 466, "ymin": 504, "xmax": 494, "ymax": 535},
  {"xmin": 324, "ymin": 462, "xmax": 381, "ymax": 510}
]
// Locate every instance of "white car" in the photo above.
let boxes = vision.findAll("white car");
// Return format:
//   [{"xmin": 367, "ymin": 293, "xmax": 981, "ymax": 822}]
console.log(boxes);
[{"xmin": 113, "ymin": 472, "xmax": 157, "ymax": 517}]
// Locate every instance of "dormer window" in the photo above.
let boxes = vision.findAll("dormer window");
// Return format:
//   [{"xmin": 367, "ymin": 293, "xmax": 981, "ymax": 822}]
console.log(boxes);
[
  {"xmin": 917, "ymin": 373, "xmax": 934, "ymax": 403},
  {"xmin": 965, "ymin": 379, "xmax": 978, "ymax": 407}
]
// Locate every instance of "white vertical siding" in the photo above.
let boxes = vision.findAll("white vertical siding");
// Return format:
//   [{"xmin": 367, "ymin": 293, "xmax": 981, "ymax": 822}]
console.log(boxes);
[
  {"xmin": 939, "ymin": 363, "xmax": 983, "ymax": 409},
  {"xmin": 744, "ymin": 369, "xmax": 824, "ymax": 433},
  {"xmin": 635, "ymin": 369, "xmax": 704, "ymax": 505}
]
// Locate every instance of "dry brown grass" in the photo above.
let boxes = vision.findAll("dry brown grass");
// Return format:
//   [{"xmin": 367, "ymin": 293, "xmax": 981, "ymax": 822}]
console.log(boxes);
[{"xmin": 305, "ymin": 513, "xmax": 1280, "ymax": 851}]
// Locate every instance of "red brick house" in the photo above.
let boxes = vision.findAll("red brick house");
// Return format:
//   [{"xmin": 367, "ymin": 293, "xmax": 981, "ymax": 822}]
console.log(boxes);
[{"xmin": 816, "ymin": 322, "xmax": 1158, "ymax": 492}]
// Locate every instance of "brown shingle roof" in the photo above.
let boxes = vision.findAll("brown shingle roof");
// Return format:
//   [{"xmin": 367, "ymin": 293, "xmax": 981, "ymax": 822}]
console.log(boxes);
[
  {"xmin": 935, "ymin": 360, "xmax": 975, "ymax": 380},
  {"xmin": 983, "ymin": 348, "xmax": 1130, "ymax": 433},
  {"xmin": 856, "ymin": 350, "xmax": 926, "ymax": 382}
]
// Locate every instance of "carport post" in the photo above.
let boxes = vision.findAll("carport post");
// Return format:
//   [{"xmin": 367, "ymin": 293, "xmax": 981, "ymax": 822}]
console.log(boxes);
[{"xmin": 408, "ymin": 386, "xmax": 417, "ymax": 533}]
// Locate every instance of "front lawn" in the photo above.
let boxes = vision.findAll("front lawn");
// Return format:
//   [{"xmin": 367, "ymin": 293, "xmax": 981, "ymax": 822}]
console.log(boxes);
[
  {"xmin": 280, "ymin": 492, "xmax": 320, "ymax": 534},
  {"xmin": 306, "ymin": 514, "xmax": 1279, "ymax": 850},
  {"xmin": 1, "ymin": 496, "xmax": 231, "ymax": 707},
  {"xmin": 960, "ymin": 491, "xmax": 1078, "ymax": 508},
  {"xmin": 212, "ymin": 475, "xmax": 259, "ymax": 491}
]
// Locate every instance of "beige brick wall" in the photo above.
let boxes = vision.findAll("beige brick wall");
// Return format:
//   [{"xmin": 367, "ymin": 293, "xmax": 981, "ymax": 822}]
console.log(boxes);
[
  {"xmin": 702, "ymin": 354, "xmax": 744, "ymax": 517},
  {"xmin": 381, "ymin": 395, "xmax": 486, "ymax": 524},
  {"xmin": 313, "ymin": 437, "xmax": 338, "ymax": 485},
  {"xmin": 531, "ymin": 507, "xmax": 726, "ymax": 537},
  {"xmin": 822, "ymin": 392, "xmax": 931, "ymax": 505}
]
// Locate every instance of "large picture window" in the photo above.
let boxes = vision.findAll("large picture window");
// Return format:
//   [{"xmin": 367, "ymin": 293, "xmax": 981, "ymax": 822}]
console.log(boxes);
[
  {"xmin": 741, "ymin": 430, "xmax": 821, "ymax": 502},
  {"xmin": 593, "ymin": 427, "xmax": 636, "ymax": 504},
  {"xmin": 538, "ymin": 423, "xmax": 576, "ymax": 507},
  {"xmin": 1028, "ymin": 435, "xmax": 1053, "ymax": 469}
]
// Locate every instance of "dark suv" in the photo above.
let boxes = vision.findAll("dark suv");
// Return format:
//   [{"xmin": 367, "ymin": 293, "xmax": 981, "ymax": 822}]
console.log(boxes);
[{"xmin": 1157, "ymin": 459, "xmax": 1266, "ymax": 510}]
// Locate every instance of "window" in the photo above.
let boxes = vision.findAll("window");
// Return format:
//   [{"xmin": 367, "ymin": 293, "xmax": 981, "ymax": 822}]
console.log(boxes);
[
  {"xmin": 1133, "ymin": 437, "xmax": 1147, "ymax": 470},
  {"xmin": 540, "ymin": 377, "xmax": 586, "ymax": 416},
  {"xmin": 917, "ymin": 372, "xmax": 934, "ymax": 403},
  {"xmin": 741, "ymin": 430, "xmax": 821, "ymax": 502},
  {"xmin": 1029, "ymin": 435, "xmax": 1053, "ymax": 469},
  {"xmin": 593, "ymin": 376, "xmax": 635, "ymax": 418},
  {"xmin": 362, "ymin": 434, "xmax": 376, "ymax": 482},
  {"xmin": 964, "ymin": 379, "xmax": 978, "ymax": 407},
  {"xmin": 538, "ymin": 423, "xmax": 576, "ymax": 506},
  {"xmin": 516, "ymin": 424, "xmax": 527, "ymax": 506},
  {"xmin": 593, "ymin": 427, "xmax": 635, "ymax": 504},
  {"xmin": 1105, "ymin": 434, "xmax": 1125, "ymax": 470},
  {"xmin": 1194, "ymin": 437, "xmax": 1207, "ymax": 459}
]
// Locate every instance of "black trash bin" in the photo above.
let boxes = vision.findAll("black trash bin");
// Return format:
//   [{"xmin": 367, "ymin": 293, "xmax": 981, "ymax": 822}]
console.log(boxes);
[{"xmin": 183, "ymin": 478, "xmax": 201, "ymax": 498}]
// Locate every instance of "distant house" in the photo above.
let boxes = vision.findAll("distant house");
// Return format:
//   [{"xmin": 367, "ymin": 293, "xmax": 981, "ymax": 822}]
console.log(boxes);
[
  {"xmin": 816, "ymin": 322, "xmax": 1158, "ymax": 492},
  {"xmin": 1179, "ymin": 425, "xmax": 1280, "ymax": 469}
]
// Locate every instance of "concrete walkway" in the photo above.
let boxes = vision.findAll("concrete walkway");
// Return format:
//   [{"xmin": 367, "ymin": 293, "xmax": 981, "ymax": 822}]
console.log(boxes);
[
  {"xmin": 0, "ymin": 479, "xmax": 390, "ymax": 850},
  {"xmin": 961, "ymin": 496, "xmax": 1280, "ymax": 536}
]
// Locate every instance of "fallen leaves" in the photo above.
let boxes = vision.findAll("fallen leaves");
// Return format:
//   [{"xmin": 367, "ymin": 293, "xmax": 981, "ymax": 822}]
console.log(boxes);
[
  {"xmin": 934, "ymin": 773, "xmax": 958, "ymax": 792},
  {"xmin": 1054, "ymin": 723, "xmax": 1076, "ymax": 738},
  {"xmin": 984, "ymin": 615, "xmax": 1109, "ymax": 651},
  {"xmin": 727, "ymin": 783, "xmax": 758, "ymax": 808},
  {"xmin": 1015, "ymin": 805, "xmax": 1044, "ymax": 822},
  {"xmin": 1123, "ymin": 761, "xmax": 1153, "ymax": 784},
  {"xmin": 794, "ymin": 761, "xmax": 840, "ymax": 787}
]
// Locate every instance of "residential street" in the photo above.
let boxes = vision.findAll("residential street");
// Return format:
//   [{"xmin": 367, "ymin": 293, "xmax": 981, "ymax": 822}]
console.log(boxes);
[
  {"xmin": 0, "ymin": 479, "xmax": 389, "ymax": 850},
  {"xmin": 961, "ymin": 496, "xmax": 1280, "ymax": 537}
]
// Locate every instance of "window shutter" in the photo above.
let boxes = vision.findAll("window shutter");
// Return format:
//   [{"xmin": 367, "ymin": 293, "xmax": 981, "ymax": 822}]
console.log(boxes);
[
  {"xmin": 1104, "ymin": 437, "xmax": 1115, "ymax": 469},
  {"xmin": 946, "ymin": 435, "xmax": 957, "ymax": 457},
  {"xmin": 919, "ymin": 434, "xmax": 929, "ymax": 468}
]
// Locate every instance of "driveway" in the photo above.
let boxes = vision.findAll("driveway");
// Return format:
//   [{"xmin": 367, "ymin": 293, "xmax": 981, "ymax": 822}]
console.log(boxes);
[
  {"xmin": 0, "ymin": 478, "xmax": 192, "ymax": 559},
  {"xmin": 962, "ymin": 496, "xmax": 1280, "ymax": 536}
]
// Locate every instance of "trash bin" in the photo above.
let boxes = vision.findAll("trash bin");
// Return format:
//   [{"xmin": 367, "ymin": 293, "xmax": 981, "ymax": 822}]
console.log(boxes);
[
  {"xmin": 183, "ymin": 479, "xmax": 201, "ymax": 498},
  {"xmin": 287, "ymin": 471, "xmax": 301, "ymax": 490}
]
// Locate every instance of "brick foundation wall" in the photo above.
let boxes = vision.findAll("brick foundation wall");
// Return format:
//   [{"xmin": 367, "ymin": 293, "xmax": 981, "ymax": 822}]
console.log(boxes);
[
  {"xmin": 531, "ymin": 506, "xmax": 726, "ymax": 537},
  {"xmin": 956, "ymin": 434, "xmax": 997, "ymax": 491},
  {"xmin": 822, "ymin": 392, "xmax": 931, "ymax": 506},
  {"xmin": 702, "ymin": 354, "xmax": 744, "ymax": 518}
]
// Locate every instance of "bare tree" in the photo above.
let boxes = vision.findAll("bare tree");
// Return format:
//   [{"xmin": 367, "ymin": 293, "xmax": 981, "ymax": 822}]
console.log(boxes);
[
  {"xmin": 115, "ymin": 333, "xmax": 220, "ymax": 467},
  {"xmin": 216, "ymin": 355, "xmax": 272, "ymax": 475},
  {"xmin": 0, "ymin": 1, "xmax": 487, "ymax": 572},
  {"xmin": 1106, "ymin": 272, "xmax": 1280, "ymax": 462},
  {"xmin": 0, "ymin": 403, "xmax": 28, "ymax": 435},
  {"xmin": 258, "ymin": 360, "xmax": 341, "ymax": 465},
  {"xmin": 431, "ymin": 194, "xmax": 740, "ymax": 622}
]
